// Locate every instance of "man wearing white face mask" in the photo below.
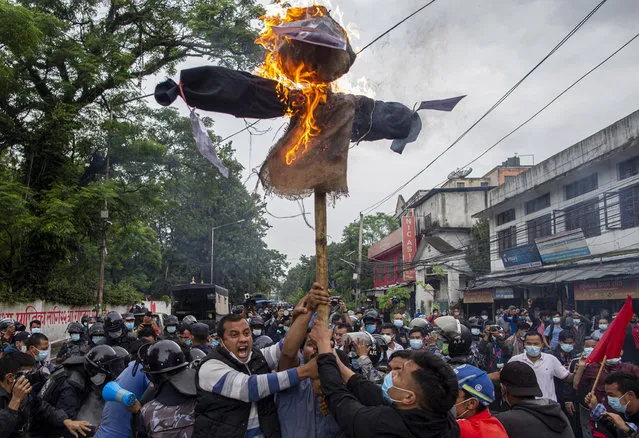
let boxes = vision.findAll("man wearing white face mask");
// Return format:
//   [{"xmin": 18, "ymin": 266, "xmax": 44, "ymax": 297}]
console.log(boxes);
[
  {"xmin": 381, "ymin": 323, "xmax": 404, "ymax": 356},
  {"xmin": 507, "ymin": 331, "xmax": 573, "ymax": 401}
]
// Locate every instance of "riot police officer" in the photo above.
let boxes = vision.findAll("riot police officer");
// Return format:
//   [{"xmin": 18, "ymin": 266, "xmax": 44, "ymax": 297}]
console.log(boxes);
[
  {"xmin": 56, "ymin": 345, "xmax": 127, "ymax": 425},
  {"xmin": 104, "ymin": 311, "xmax": 136, "ymax": 353},
  {"xmin": 249, "ymin": 316, "xmax": 273, "ymax": 348},
  {"xmin": 363, "ymin": 310, "xmax": 382, "ymax": 335},
  {"xmin": 137, "ymin": 340, "xmax": 197, "ymax": 437},
  {"xmin": 191, "ymin": 323, "xmax": 213, "ymax": 355},
  {"xmin": 57, "ymin": 322, "xmax": 90, "ymax": 362},
  {"xmin": 88, "ymin": 322, "xmax": 107, "ymax": 347},
  {"xmin": 162, "ymin": 315, "xmax": 180, "ymax": 341},
  {"xmin": 436, "ymin": 316, "xmax": 483, "ymax": 369}
]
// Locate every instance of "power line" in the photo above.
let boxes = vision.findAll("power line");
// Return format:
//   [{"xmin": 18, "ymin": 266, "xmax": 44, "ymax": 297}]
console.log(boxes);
[
  {"xmin": 360, "ymin": 0, "xmax": 608, "ymax": 215},
  {"xmin": 357, "ymin": 0, "xmax": 437, "ymax": 54},
  {"xmin": 458, "ymin": 30, "xmax": 639, "ymax": 172}
]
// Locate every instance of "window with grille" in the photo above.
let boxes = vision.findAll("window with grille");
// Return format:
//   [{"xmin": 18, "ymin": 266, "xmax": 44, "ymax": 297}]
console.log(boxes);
[
  {"xmin": 496, "ymin": 208, "xmax": 516, "ymax": 226},
  {"xmin": 527, "ymin": 214, "xmax": 552, "ymax": 243},
  {"xmin": 620, "ymin": 185, "xmax": 639, "ymax": 229},
  {"xmin": 565, "ymin": 173, "xmax": 598, "ymax": 200},
  {"xmin": 565, "ymin": 199, "xmax": 601, "ymax": 238},
  {"xmin": 619, "ymin": 156, "xmax": 639, "ymax": 180},
  {"xmin": 525, "ymin": 193, "xmax": 551, "ymax": 215},
  {"xmin": 498, "ymin": 226, "xmax": 517, "ymax": 255}
]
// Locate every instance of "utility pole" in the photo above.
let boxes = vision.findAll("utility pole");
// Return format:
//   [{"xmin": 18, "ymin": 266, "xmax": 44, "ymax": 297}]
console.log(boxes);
[
  {"xmin": 96, "ymin": 155, "xmax": 110, "ymax": 316},
  {"xmin": 210, "ymin": 218, "xmax": 247, "ymax": 285},
  {"xmin": 356, "ymin": 212, "xmax": 364, "ymax": 302}
]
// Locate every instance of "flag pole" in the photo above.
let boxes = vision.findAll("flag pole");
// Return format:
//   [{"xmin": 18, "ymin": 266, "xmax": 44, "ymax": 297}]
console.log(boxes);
[{"xmin": 591, "ymin": 355, "xmax": 607, "ymax": 393}]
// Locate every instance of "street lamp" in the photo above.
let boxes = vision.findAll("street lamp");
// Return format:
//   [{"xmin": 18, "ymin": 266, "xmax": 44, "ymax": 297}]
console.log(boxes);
[{"xmin": 210, "ymin": 218, "xmax": 247, "ymax": 285}]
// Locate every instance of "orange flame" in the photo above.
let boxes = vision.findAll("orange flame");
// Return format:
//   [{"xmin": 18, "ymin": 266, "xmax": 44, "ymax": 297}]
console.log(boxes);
[{"xmin": 255, "ymin": 6, "xmax": 330, "ymax": 165}]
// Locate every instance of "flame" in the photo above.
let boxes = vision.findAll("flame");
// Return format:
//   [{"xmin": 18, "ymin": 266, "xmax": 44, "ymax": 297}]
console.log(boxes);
[{"xmin": 255, "ymin": 6, "xmax": 332, "ymax": 166}]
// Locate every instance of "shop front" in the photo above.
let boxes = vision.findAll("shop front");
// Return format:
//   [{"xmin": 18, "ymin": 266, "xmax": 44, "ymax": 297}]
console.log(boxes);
[{"xmin": 574, "ymin": 279, "xmax": 639, "ymax": 316}]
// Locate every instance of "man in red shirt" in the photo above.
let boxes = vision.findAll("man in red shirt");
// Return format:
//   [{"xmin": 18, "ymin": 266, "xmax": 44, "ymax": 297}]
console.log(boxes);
[{"xmin": 453, "ymin": 364, "xmax": 508, "ymax": 438}]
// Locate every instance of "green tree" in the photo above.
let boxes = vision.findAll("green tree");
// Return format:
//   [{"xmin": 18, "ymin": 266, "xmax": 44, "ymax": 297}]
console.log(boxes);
[{"xmin": 465, "ymin": 218, "xmax": 490, "ymax": 275}]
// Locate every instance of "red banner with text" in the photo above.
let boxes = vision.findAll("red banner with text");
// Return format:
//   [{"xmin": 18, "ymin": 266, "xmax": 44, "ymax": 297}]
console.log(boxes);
[{"xmin": 402, "ymin": 216, "xmax": 417, "ymax": 281}]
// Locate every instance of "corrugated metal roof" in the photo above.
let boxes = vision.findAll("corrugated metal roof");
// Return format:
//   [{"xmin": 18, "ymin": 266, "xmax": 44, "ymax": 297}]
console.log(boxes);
[{"xmin": 470, "ymin": 259, "xmax": 639, "ymax": 290}]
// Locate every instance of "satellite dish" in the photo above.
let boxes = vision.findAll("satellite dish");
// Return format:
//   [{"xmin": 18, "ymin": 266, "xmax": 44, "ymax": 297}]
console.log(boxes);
[{"xmin": 447, "ymin": 167, "xmax": 473, "ymax": 180}]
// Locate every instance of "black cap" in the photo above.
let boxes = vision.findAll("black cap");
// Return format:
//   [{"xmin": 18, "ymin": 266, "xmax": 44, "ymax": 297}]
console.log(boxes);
[
  {"xmin": 500, "ymin": 362, "xmax": 543, "ymax": 397},
  {"xmin": 14, "ymin": 331, "xmax": 30, "ymax": 343},
  {"xmin": 192, "ymin": 323, "xmax": 210, "ymax": 338}
]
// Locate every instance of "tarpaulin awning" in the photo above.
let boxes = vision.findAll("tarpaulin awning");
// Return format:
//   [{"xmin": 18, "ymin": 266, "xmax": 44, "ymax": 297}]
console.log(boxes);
[{"xmin": 469, "ymin": 259, "xmax": 639, "ymax": 290}]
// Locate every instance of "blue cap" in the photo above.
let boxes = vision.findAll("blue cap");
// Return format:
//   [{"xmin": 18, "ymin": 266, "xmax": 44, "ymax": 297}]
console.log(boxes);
[{"xmin": 453, "ymin": 364, "xmax": 495, "ymax": 406}]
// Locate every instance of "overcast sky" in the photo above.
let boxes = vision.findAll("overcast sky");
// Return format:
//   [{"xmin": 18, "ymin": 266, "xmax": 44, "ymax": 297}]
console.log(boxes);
[{"xmin": 151, "ymin": 0, "xmax": 639, "ymax": 268}]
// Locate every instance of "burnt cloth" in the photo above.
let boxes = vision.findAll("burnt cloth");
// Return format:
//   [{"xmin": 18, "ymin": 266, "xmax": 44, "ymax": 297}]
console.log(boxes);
[{"xmin": 258, "ymin": 93, "xmax": 356, "ymax": 198}]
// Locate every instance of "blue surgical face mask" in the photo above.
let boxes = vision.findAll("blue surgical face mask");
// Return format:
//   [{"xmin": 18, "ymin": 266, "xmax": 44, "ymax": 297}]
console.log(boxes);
[
  {"xmin": 606, "ymin": 358, "xmax": 621, "ymax": 366},
  {"xmin": 525, "ymin": 345, "xmax": 541, "ymax": 357},
  {"xmin": 125, "ymin": 322, "xmax": 135, "ymax": 330},
  {"xmin": 481, "ymin": 315, "xmax": 488, "ymax": 321},
  {"xmin": 573, "ymin": 319, "xmax": 581, "ymax": 325},
  {"xmin": 31, "ymin": 328, "xmax": 41, "ymax": 334},
  {"xmin": 35, "ymin": 349, "xmax": 48, "ymax": 362},
  {"xmin": 365, "ymin": 324, "xmax": 377, "ymax": 334},
  {"xmin": 471, "ymin": 328, "xmax": 481, "ymax": 336},
  {"xmin": 393, "ymin": 320, "xmax": 403, "ymax": 328},
  {"xmin": 409, "ymin": 339, "xmax": 423, "ymax": 350},
  {"xmin": 92, "ymin": 336, "xmax": 106, "ymax": 345},
  {"xmin": 381, "ymin": 370, "xmax": 413, "ymax": 404},
  {"xmin": 167, "ymin": 326, "xmax": 177, "ymax": 334},
  {"xmin": 560, "ymin": 343, "xmax": 574, "ymax": 353},
  {"xmin": 599, "ymin": 324, "xmax": 608, "ymax": 331},
  {"xmin": 71, "ymin": 333, "xmax": 81, "ymax": 342},
  {"xmin": 381, "ymin": 371, "xmax": 394, "ymax": 404},
  {"xmin": 608, "ymin": 393, "xmax": 629, "ymax": 413},
  {"xmin": 283, "ymin": 326, "xmax": 289, "ymax": 333},
  {"xmin": 583, "ymin": 347, "xmax": 594, "ymax": 357},
  {"xmin": 184, "ymin": 339, "xmax": 192, "ymax": 346},
  {"xmin": 212, "ymin": 340, "xmax": 219, "ymax": 346}
]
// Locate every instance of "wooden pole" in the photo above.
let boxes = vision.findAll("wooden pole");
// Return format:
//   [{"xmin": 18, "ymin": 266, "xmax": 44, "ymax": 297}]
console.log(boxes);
[
  {"xmin": 314, "ymin": 191, "xmax": 329, "ymax": 325},
  {"xmin": 313, "ymin": 190, "xmax": 330, "ymax": 415},
  {"xmin": 591, "ymin": 355, "xmax": 607, "ymax": 393}
]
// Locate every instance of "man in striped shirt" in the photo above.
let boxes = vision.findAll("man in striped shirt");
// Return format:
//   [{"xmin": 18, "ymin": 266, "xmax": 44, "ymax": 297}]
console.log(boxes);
[{"xmin": 194, "ymin": 284, "xmax": 329, "ymax": 438}]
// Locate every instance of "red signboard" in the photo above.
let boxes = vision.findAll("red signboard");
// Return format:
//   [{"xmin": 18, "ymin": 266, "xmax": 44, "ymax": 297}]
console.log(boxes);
[
  {"xmin": 402, "ymin": 216, "xmax": 417, "ymax": 281},
  {"xmin": 574, "ymin": 280, "xmax": 639, "ymax": 301}
]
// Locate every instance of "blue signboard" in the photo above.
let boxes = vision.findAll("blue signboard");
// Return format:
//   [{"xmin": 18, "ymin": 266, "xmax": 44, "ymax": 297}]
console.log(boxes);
[
  {"xmin": 535, "ymin": 230, "xmax": 591, "ymax": 263},
  {"xmin": 501, "ymin": 244, "xmax": 543, "ymax": 270}
]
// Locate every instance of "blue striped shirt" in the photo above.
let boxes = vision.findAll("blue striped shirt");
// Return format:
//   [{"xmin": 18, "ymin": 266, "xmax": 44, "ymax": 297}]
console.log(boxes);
[{"xmin": 198, "ymin": 341, "xmax": 301, "ymax": 438}]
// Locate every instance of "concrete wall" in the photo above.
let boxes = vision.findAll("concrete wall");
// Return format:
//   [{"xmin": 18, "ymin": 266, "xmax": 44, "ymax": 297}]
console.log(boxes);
[
  {"xmin": 485, "ymin": 112, "xmax": 639, "ymax": 272},
  {"xmin": 488, "ymin": 109, "xmax": 639, "ymax": 208},
  {"xmin": 414, "ymin": 191, "xmax": 488, "ymax": 229},
  {"xmin": 0, "ymin": 300, "xmax": 171, "ymax": 343}
]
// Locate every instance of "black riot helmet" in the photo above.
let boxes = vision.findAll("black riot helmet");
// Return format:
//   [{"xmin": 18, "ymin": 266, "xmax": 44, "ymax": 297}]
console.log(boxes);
[
  {"xmin": 166, "ymin": 315, "xmax": 179, "ymax": 327},
  {"xmin": 182, "ymin": 315, "xmax": 197, "ymax": 327},
  {"xmin": 143, "ymin": 340, "xmax": 188, "ymax": 375},
  {"xmin": 88, "ymin": 322, "xmax": 106, "ymax": 337},
  {"xmin": 363, "ymin": 310, "xmax": 381, "ymax": 324},
  {"xmin": 249, "ymin": 316, "xmax": 265, "ymax": 328},
  {"xmin": 84, "ymin": 345, "xmax": 120, "ymax": 384},
  {"xmin": 447, "ymin": 324, "xmax": 473, "ymax": 357},
  {"xmin": 369, "ymin": 334, "xmax": 389, "ymax": 365},
  {"xmin": 188, "ymin": 347, "xmax": 206, "ymax": 363},
  {"xmin": 81, "ymin": 315, "xmax": 90, "ymax": 327},
  {"xmin": 111, "ymin": 346, "xmax": 130, "ymax": 377},
  {"xmin": 104, "ymin": 311, "xmax": 124, "ymax": 336},
  {"xmin": 67, "ymin": 322, "xmax": 84, "ymax": 334}
]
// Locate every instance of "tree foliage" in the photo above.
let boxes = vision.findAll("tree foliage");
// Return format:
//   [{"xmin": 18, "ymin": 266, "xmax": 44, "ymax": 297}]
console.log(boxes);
[
  {"xmin": 0, "ymin": 0, "xmax": 287, "ymax": 305},
  {"xmin": 465, "ymin": 218, "xmax": 490, "ymax": 275},
  {"xmin": 281, "ymin": 213, "xmax": 399, "ymax": 303}
]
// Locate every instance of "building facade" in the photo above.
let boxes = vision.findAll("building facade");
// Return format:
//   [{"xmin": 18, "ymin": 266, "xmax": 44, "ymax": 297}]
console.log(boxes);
[{"xmin": 471, "ymin": 109, "xmax": 639, "ymax": 315}]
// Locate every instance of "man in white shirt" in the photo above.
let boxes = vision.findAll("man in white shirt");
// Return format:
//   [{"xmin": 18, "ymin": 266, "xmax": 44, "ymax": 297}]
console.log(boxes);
[
  {"xmin": 507, "ymin": 331, "xmax": 574, "ymax": 401},
  {"xmin": 380, "ymin": 323, "xmax": 404, "ymax": 356}
]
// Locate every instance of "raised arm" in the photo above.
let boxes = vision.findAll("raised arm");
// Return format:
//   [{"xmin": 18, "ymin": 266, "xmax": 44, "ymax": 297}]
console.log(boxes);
[
  {"xmin": 280, "ymin": 283, "xmax": 329, "ymax": 371},
  {"xmin": 198, "ymin": 359, "xmax": 316, "ymax": 403}
]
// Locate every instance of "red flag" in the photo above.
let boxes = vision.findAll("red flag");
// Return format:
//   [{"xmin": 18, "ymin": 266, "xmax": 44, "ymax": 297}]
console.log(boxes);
[{"xmin": 586, "ymin": 295, "xmax": 634, "ymax": 364}]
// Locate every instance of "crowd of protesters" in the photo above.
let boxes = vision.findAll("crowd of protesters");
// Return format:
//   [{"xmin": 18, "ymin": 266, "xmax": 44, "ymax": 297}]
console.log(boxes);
[{"xmin": 0, "ymin": 289, "xmax": 638, "ymax": 438}]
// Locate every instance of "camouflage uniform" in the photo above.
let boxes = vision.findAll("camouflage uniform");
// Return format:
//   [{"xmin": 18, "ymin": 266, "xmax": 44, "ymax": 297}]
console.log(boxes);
[{"xmin": 138, "ymin": 397, "xmax": 197, "ymax": 438}]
